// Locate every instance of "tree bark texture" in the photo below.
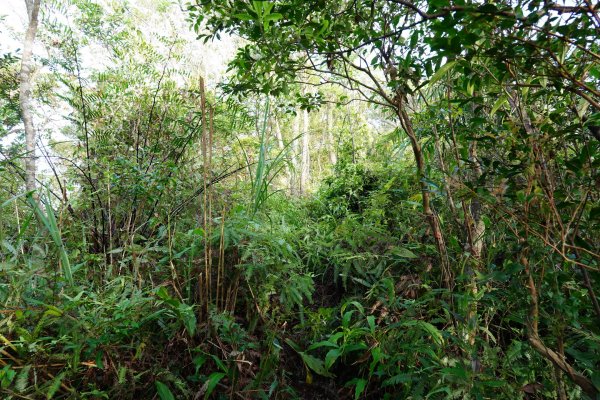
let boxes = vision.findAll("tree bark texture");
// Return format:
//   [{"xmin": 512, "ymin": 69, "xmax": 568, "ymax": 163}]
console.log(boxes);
[{"xmin": 20, "ymin": 0, "xmax": 41, "ymax": 194}]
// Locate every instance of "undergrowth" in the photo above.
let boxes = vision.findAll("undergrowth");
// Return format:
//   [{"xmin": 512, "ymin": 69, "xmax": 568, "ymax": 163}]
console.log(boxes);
[{"xmin": 2, "ymin": 159, "xmax": 588, "ymax": 399}]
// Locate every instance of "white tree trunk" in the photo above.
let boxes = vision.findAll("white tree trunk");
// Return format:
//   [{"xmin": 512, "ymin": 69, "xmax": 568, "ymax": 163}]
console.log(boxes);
[
  {"xmin": 20, "ymin": 0, "xmax": 41, "ymax": 194},
  {"xmin": 300, "ymin": 109, "xmax": 310, "ymax": 194},
  {"xmin": 327, "ymin": 103, "xmax": 337, "ymax": 166},
  {"xmin": 289, "ymin": 112, "xmax": 300, "ymax": 195},
  {"xmin": 273, "ymin": 116, "xmax": 285, "ymax": 151},
  {"xmin": 273, "ymin": 116, "xmax": 289, "ymax": 189}
]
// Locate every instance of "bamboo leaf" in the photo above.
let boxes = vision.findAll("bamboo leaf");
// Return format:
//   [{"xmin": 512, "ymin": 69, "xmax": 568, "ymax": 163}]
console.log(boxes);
[
  {"xmin": 429, "ymin": 60, "xmax": 457, "ymax": 85},
  {"xmin": 204, "ymin": 372, "xmax": 225, "ymax": 399}
]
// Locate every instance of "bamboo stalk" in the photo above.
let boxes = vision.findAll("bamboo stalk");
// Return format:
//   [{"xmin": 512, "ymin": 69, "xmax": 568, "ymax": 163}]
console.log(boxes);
[
  {"xmin": 217, "ymin": 208, "xmax": 226, "ymax": 311},
  {"xmin": 208, "ymin": 106, "xmax": 214, "ymax": 306},
  {"xmin": 200, "ymin": 76, "xmax": 209, "ymax": 319}
]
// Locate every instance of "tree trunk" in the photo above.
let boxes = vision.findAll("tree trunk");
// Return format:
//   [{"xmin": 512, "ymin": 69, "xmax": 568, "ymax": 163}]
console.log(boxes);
[
  {"xmin": 465, "ymin": 142, "xmax": 485, "ymax": 364},
  {"xmin": 289, "ymin": 112, "xmax": 300, "ymax": 196},
  {"xmin": 396, "ymin": 105, "xmax": 451, "ymax": 287},
  {"xmin": 273, "ymin": 116, "xmax": 290, "ymax": 189},
  {"xmin": 20, "ymin": 0, "xmax": 41, "ymax": 194},
  {"xmin": 327, "ymin": 103, "xmax": 337, "ymax": 166},
  {"xmin": 300, "ymin": 109, "xmax": 310, "ymax": 194},
  {"xmin": 273, "ymin": 116, "xmax": 285, "ymax": 151}
]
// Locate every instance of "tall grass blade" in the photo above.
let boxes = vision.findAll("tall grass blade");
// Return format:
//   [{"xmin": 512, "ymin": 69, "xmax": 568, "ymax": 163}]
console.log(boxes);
[{"xmin": 28, "ymin": 191, "xmax": 73, "ymax": 286}]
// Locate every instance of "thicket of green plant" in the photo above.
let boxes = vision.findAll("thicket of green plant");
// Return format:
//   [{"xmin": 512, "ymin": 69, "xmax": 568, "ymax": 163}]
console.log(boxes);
[
  {"xmin": 1, "ymin": 0, "xmax": 599, "ymax": 399},
  {"xmin": 2, "ymin": 150, "xmax": 595, "ymax": 399}
]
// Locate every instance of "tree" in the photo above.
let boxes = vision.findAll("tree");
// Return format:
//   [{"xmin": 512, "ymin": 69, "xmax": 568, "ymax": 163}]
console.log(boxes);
[
  {"xmin": 19, "ymin": 0, "xmax": 41, "ymax": 194},
  {"xmin": 191, "ymin": 0, "xmax": 453, "ymax": 284},
  {"xmin": 191, "ymin": 0, "xmax": 600, "ymax": 396}
]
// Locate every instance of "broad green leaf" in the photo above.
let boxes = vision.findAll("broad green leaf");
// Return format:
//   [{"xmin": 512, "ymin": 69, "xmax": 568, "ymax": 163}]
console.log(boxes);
[
  {"xmin": 308, "ymin": 340, "xmax": 338, "ymax": 351},
  {"xmin": 299, "ymin": 352, "xmax": 334, "ymax": 377},
  {"xmin": 155, "ymin": 381, "xmax": 175, "ymax": 400},
  {"xmin": 178, "ymin": 303, "xmax": 197, "ymax": 337},
  {"xmin": 342, "ymin": 310, "xmax": 354, "ymax": 328},
  {"xmin": 490, "ymin": 95, "xmax": 508, "ymax": 116},
  {"xmin": 325, "ymin": 348, "xmax": 342, "ymax": 369}
]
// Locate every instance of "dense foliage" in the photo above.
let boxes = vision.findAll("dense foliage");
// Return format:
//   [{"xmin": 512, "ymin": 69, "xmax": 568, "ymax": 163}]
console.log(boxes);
[{"xmin": 1, "ymin": 0, "xmax": 599, "ymax": 399}]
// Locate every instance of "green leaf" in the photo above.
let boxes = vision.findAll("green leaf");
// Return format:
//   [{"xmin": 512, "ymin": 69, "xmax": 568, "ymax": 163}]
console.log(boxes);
[
  {"xmin": 441, "ymin": 366, "xmax": 468, "ymax": 379},
  {"xmin": 391, "ymin": 247, "xmax": 418, "ymax": 258},
  {"xmin": 490, "ymin": 95, "xmax": 508, "ymax": 116},
  {"xmin": 0, "ymin": 192, "xmax": 27, "ymax": 208},
  {"xmin": 308, "ymin": 340, "xmax": 338, "ymax": 351},
  {"xmin": 466, "ymin": 79, "xmax": 475, "ymax": 96},
  {"xmin": 1, "ymin": 366, "xmax": 16, "ymax": 389},
  {"xmin": 234, "ymin": 13, "xmax": 254, "ymax": 21},
  {"xmin": 354, "ymin": 378, "xmax": 367, "ymax": 399},
  {"xmin": 383, "ymin": 177, "xmax": 396, "ymax": 191},
  {"xmin": 28, "ymin": 193, "xmax": 73, "ymax": 286},
  {"xmin": 15, "ymin": 365, "xmax": 30, "ymax": 392},
  {"xmin": 118, "ymin": 366, "xmax": 127, "ymax": 385},
  {"xmin": 299, "ymin": 352, "xmax": 334, "ymax": 377},
  {"xmin": 210, "ymin": 355, "xmax": 228, "ymax": 373},
  {"xmin": 592, "ymin": 371, "xmax": 600, "ymax": 391},
  {"xmin": 342, "ymin": 301, "xmax": 365, "ymax": 315},
  {"xmin": 204, "ymin": 372, "xmax": 226, "ymax": 399},
  {"xmin": 506, "ymin": 340, "xmax": 522, "ymax": 362},
  {"xmin": 251, "ymin": 1, "xmax": 263, "ymax": 15},
  {"xmin": 44, "ymin": 305, "xmax": 63, "ymax": 317},
  {"xmin": 426, "ymin": 386, "xmax": 451, "ymax": 398},
  {"xmin": 367, "ymin": 315, "xmax": 376, "ymax": 334},
  {"xmin": 480, "ymin": 380, "xmax": 505, "ymax": 387},
  {"xmin": 342, "ymin": 310, "xmax": 355, "ymax": 328},
  {"xmin": 177, "ymin": 303, "xmax": 197, "ymax": 337},
  {"xmin": 401, "ymin": 320, "xmax": 444, "ymax": 345},
  {"xmin": 156, "ymin": 286, "xmax": 171, "ymax": 300},
  {"xmin": 2, "ymin": 240, "xmax": 16, "ymax": 256},
  {"xmin": 325, "ymin": 348, "xmax": 342, "ymax": 369},
  {"xmin": 155, "ymin": 381, "xmax": 175, "ymax": 400},
  {"xmin": 383, "ymin": 373, "xmax": 411, "ymax": 387},
  {"xmin": 264, "ymin": 13, "xmax": 282, "ymax": 22},
  {"xmin": 46, "ymin": 372, "xmax": 65, "ymax": 399},
  {"xmin": 429, "ymin": 60, "xmax": 457, "ymax": 85},
  {"xmin": 285, "ymin": 338, "xmax": 301, "ymax": 352}
]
